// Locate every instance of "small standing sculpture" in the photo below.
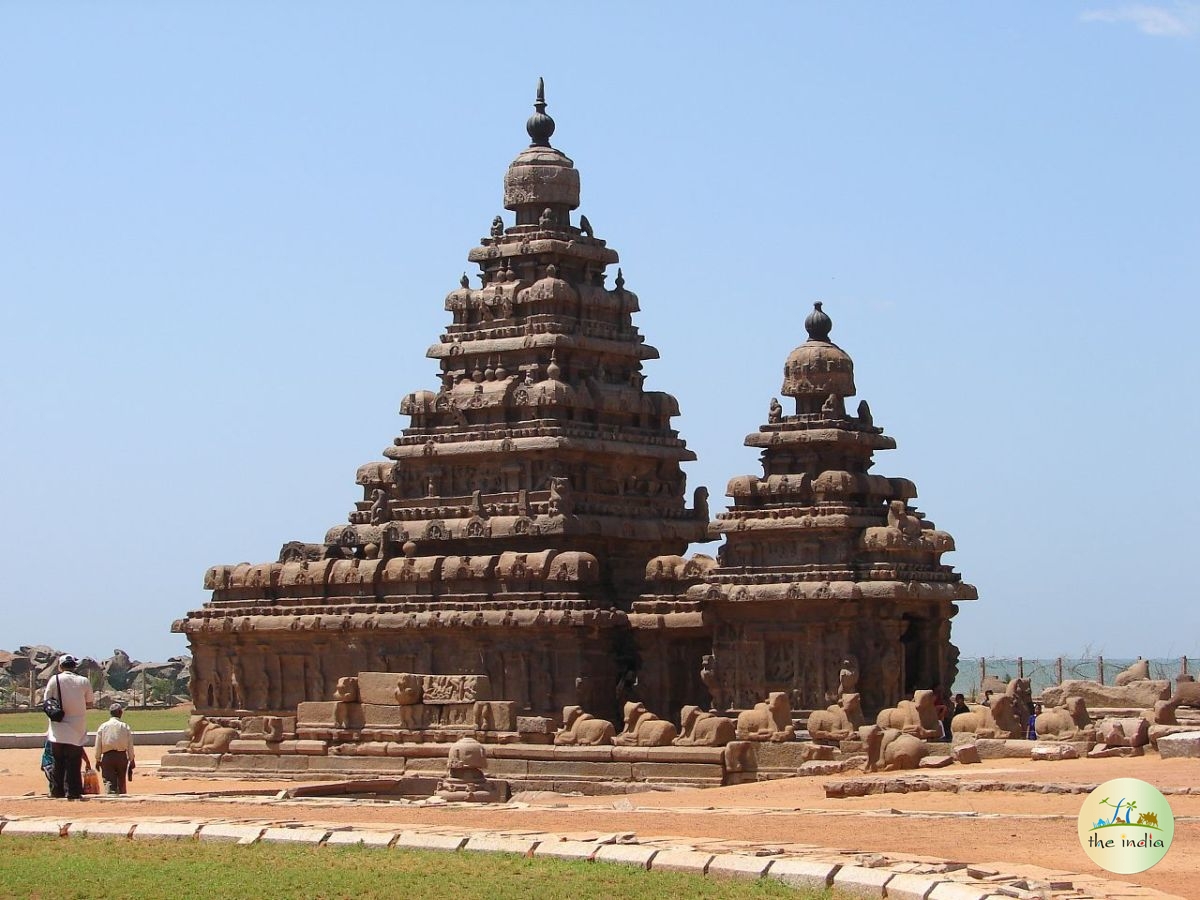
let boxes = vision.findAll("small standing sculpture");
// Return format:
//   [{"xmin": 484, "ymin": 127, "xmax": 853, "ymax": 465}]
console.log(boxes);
[
  {"xmin": 539, "ymin": 207, "xmax": 554, "ymax": 228},
  {"xmin": 700, "ymin": 654, "xmax": 724, "ymax": 711},
  {"xmin": 579, "ymin": 214, "xmax": 594, "ymax": 237},
  {"xmin": 768, "ymin": 397, "xmax": 782, "ymax": 424},
  {"xmin": 490, "ymin": 216, "xmax": 503, "ymax": 238}
]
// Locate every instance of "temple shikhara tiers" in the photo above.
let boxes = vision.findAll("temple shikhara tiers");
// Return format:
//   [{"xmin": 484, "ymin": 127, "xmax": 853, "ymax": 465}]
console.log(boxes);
[{"xmin": 173, "ymin": 82, "xmax": 976, "ymax": 767}]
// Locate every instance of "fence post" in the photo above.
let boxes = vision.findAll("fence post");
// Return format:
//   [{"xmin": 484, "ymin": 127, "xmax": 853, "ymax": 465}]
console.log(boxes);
[
  {"xmin": 1018, "ymin": 657, "xmax": 1024, "ymax": 679},
  {"xmin": 141, "ymin": 674, "xmax": 147, "ymax": 709},
  {"xmin": 1184, "ymin": 656, "xmax": 1190, "ymax": 678},
  {"xmin": 1098, "ymin": 655, "xmax": 1104, "ymax": 686},
  {"xmin": 980, "ymin": 657, "xmax": 986, "ymax": 690},
  {"xmin": 1056, "ymin": 657, "xmax": 1063, "ymax": 685}
]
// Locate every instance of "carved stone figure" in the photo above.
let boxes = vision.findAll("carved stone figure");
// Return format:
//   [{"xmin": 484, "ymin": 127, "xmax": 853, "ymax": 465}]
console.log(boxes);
[
  {"xmin": 187, "ymin": 716, "xmax": 239, "ymax": 754},
  {"xmin": 806, "ymin": 693, "xmax": 864, "ymax": 742},
  {"xmin": 1035, "ymin": 697, "xmax": 1096, "ymax": 741},
  {"xmin": 436, "ymin": 736, "xmax": 505, "ymax": 802},
  {"xmin": 1115, "ymin": 657, "xmax": 1150, "ymax": 686},
  {"xmin": 333, "ymin": 677, "xmax": 359, "ymax": 703},
  {"xmin": 700, "ymin": 654, "xmax": 724, "ymax": 711},
  {"xmin": 950, "ymin": 694, "xmax": 1023, "ymax": 739},
  {"xmin": 579, "ymin": 214, "xmax": 593, "ymax": 237},
  {"xmin": 1005, "ymin": 677, "xmax": 1034, "ymax": 728},
  {"xmin": 736, "ymin": 692, "xmax": 796, "ymax": 742},
  {"xmin": 490, "ymin": 215, "xmax": 503, "ymax": 238},
  {"xmin": 1149, "ymin": 696, "xmax": 1182, "ymax": 726},
  {"xmin": 838, "ymin": 656, "xmax": 859, "ymax": 696},
  {"xmin": 613, "ymin": 701, "xmax": 677, "ymax": 746},
  {"xmin": 767, "ymin": 397, "xmax": 782, "ymax": 424},
  {"xmin": 553, "ymin": 706, "xmax": 616, "ymax": 746},
  {"xmin": 862, "ymin": 724, "xmax": 929, "ymax": 772},
  {"xmin": 673, "ymin": 705, "xmax": 736, "ymax": 747},
  {"xmin": 875, "ymin": 690, "xmax": 941, "ymax": 740}
]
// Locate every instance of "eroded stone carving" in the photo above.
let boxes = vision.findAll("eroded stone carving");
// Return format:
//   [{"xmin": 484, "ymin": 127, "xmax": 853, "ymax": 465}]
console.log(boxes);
[
  {"xmin": 673, "ymin": 705, "xmax": 736, "ymax": 747},
  {"xmin": 735, "ymin": 692, "xmax": 796, "ymax": 742},
  {"xmin": 613, "ymin": 702, "xmax": 677, "ymax": 746},
  {"xmin": 1115, "ymin": 657, "xmax": 1150, "ymax": 686},
  {"xmin": 806, "ymin": 693, "xmax": 864, "ymax": 742},
  {"xmin": 188, "ymin": 716, "xmax": 238, "ymax": 754},
  {"xmin": 553, "ymin": 705, "xmax": 616, "ymax": 746},
  {"xmin": 436, "ymin": 736, "xmax": 506, "ymax": 802},
  {"xmin": 875, "ymin": 690, "xmax": 942, "ymax": 740},
  {"xmin": 950, "ymin": 694, "xmax": 1023, "ymax": 740},
  {"xmin": 1035, "ymin": 697, "xmax": 1096, "ymax": 742}
]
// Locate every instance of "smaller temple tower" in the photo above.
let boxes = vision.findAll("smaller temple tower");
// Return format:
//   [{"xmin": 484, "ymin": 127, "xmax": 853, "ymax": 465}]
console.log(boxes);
[{"xmin": 642, "ymin": 303, "xmax": 976, "ymax": 716}]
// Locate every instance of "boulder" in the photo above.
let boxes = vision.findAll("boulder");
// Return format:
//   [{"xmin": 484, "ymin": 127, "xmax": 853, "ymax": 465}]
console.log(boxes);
[
  {"xmin": 952, "ymin": 742, "xmax": 981, "ymax": 764},
  {"xmin": 1040, "ymin": 679, "xmax": 1169, "ymax": 710},
  {"xmin": 1157, "ymin": 732, "xmax": 1200, "ymax": 759}
]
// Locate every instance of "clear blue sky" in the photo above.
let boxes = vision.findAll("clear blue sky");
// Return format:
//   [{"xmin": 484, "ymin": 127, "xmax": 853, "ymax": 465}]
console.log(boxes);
[{"xmin": 2, "ymin": 3, "xmax": 1197, "ymax": 664}]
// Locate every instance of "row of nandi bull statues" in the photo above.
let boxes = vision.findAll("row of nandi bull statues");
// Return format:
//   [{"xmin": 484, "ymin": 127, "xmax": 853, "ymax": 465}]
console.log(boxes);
[{"xmin": 554, "ymin": 693, "xmax": 795, "ymax": 748}]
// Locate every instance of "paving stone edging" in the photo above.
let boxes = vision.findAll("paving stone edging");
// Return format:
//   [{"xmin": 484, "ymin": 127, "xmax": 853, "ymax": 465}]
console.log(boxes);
[{"xmin": 0, "ymin": 814, "xmax": 1183, "ymax": 900}]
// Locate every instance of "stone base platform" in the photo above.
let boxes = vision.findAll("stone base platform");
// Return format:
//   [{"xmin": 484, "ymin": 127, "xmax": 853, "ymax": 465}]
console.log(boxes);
[{"xmin": 159, "ymin": 742, "xmax": 746, "ymax": 794}]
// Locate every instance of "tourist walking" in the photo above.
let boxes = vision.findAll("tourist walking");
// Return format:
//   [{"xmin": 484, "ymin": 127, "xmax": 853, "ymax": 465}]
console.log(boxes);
[
  {"xmin": 44, "ymin": 655, "xmax": 95, "ymax": 800},
  {"xmin": 93, "ymin": 703, "xmax": 136, "ymax": 794}
]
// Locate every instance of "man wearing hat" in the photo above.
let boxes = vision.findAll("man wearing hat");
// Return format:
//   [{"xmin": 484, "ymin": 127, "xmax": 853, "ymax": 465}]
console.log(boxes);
[
  {"xmin": 44, "ymin": 655, "xmax": 95, "ymax": 799},
  {"xmin": 94, "ymin": 703, "xmax": 136, "ymax": 795}
]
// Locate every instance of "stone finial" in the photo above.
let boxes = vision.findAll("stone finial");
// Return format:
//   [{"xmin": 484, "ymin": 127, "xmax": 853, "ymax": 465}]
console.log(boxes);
[
  {"xmin": 526, "ymin": 77, "xmax": 555, "ymax": 147},
  {"xmin": 805, "ymin": 301, "xmax": 833, "ymax": 342}
]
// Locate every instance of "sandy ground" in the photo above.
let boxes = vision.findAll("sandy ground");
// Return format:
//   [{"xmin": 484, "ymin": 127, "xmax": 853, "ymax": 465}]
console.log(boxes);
[{"xmin": 1, "ymin": 746, "xmax": 1196, "ymax": 897}]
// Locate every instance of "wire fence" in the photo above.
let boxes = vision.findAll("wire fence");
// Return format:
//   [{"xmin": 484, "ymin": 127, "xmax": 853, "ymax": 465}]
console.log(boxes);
[{"xmin": 951, "ymin": 657, "xmax": 1196, "ymax": 700}]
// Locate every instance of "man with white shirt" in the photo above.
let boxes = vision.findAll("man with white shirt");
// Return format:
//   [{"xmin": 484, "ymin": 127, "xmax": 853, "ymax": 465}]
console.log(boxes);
[
  {"xmin": 44, "ymin": 655, "xmax": 95, "ymax": 800},
  {"xmin": 94, "ymin": 703, "xmax": 136, "ymax": 794}
]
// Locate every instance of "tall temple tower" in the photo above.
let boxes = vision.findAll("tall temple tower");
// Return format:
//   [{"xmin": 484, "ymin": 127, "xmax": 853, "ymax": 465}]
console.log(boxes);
[
  {"xmin": 175, "ymin": 82, "xmax": 708, "ymax": 722},
  {"xmin": 663, "ymin": 302, "xmax": 977, "ymax": 714}
]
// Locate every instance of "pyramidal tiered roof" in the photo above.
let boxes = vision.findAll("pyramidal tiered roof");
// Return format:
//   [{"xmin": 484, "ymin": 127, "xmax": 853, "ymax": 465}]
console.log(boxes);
[
  {"xmin": 177, "ymin": 82, "xmax": 707, "ymax": 720},
  {"xmin": 708, "ymin": 301, "xmax": 974, "ymax": 593},
  {"xmin": 674, "ymin": 302, "xmax": 976, "ymax": 710}
]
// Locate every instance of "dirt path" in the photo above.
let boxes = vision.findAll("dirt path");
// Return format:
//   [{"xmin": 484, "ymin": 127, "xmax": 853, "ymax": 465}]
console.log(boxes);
[{"xmin": 2, "ymin": 748, "xmax": 1196, "ymax": 897}]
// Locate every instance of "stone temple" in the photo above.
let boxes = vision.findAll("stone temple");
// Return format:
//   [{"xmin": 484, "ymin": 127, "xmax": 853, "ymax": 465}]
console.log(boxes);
[{"xmin": 174, "ymin": 82, "xmax": 975, "ymax": 731}]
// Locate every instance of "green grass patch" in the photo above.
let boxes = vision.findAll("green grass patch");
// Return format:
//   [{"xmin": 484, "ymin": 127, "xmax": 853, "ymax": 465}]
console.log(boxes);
[
  {"xmin": 0, "ymin": 835, "xmax": 824, "ymax": 900},
  {"xmin": 0, "ymin": 707, "xmax": 190, "ymax": 734}
]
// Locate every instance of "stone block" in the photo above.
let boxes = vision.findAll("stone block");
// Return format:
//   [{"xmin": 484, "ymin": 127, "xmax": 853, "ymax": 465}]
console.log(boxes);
[
  {"xmin": 631, "ymin": 762, "xmax": 720, "ymax": 780},
  {"xmin": 393, "ymin": 831, "xmax": 467, "ymax": 852},
  {"xmin": 534, "ymin": 840, "xmax": 599, "ymax": 861},
  {"xmin": 832, "ymin": 864, "xmax": 893, "ymax": 897},
  {"xmin": 1040, "ymin": 679, "xmax": 1170, "ymax": 710},
  {"xmin": 357, "ymin": 672, "xmax": 405, "ymax": 705},
  {"xmin": 132, "ymin": 822, "xmax": 200, "ymax": 841},
  {"xmin": 550, "ymin": 745, "xmax": 615, "ymax": 762},
  {"xmin": 324, "ymin": 830, "xmax": 397, "ymax": 848},
  {"xmin": 516, "ymin": 716, "xmax": 555, "ymax": 734},
  {"xmin": 362, "ymin": 704, "xmax": 426, "ymax": 728},
  {"xmin": 707, "ymin": 853, "xmax": 772, "ymax": 879},
  {"xmin": 160, "ymin": 752, "xmax": 220, "ymax": 771},
  {"xmin": 755, "ymin": 742, "xmax": 823, "ymax": 768},
  {"xmin": 1088, "ymin": 744, "xmax": 1140, "ymax": 758},
  {"xmin": 298, "ymin": 701, "xmax": 346, "ymax": 726},
  {"xmin": 1157, "ymin": 732, "xmax": 1200, "ymax": 758},
  {"xmin": 463, "ymin": 835, "xmax": 540, "ymax": 856},
  {"xmin": 594, "ymin": 844, "xmax": 658, "ymax": 868},
  {"xmin": 291, "ymin": 739, "xmax": 328, "ymax": 755},
  {"xmin": 952, "ymin": 743, "xmax": 981, "ymax": 764},
  {"xmin": 428, "ymin": 703, "xmax": 481, "ymax": 728},
  {"xmin": 797, "ymin": 760, "xmax": 850, "ymax": 776},
  {"xmin": 920, "ymin": 754, "xmax": 954, "ymax": 769},
  {"xmin": 422, "ymin": 673, "xmax": 491, "ymax": 704},
  {"xmin": 2, "ymin": 819, "xmax": 67, "ymax": 837},
  {"xmin": 1175, "ymin": 680, "xmax": 1200, "ymax": 707},
  {"xmin": 227, "ymin": 739, "xmax": 274, "ymax": 754},
  {"xmin": 316, "ymin": 755, "xmax": 406, "ymax": 773},
  {"xmin": 766, "ymin": 858, "xmax": 840, "ymax": 889},
  {"xmin": 1031, "ymin": 743, "xmax": 1078, "ymax": 761},
  {"xmin": 886, "ymin": 873, "xmax": 944, "ymax": 900},
  {"xmin": 477, "ymin": 701, "xmax": 516, "ymax": 731},
  {"xmin": 649, "ymin": 848, "xmax": 714, "ymax": 874},
  {"xmin": 929, "ymin": 882, "xmax": 994, "ymax": 900},
  {"xmin": 260, "ymin": 827, "xmax": 331, "ymax": 845},
  {"xmin": 528, "ymin": 760, "xmax": 632, "ymax": 778},
  {"xmin": 198, "ymin": 824, "xmax": 265, "ymax": 844},
  {"xmin": 70, "ymin": 821, "xmax": 133, "ymax": 839}
]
